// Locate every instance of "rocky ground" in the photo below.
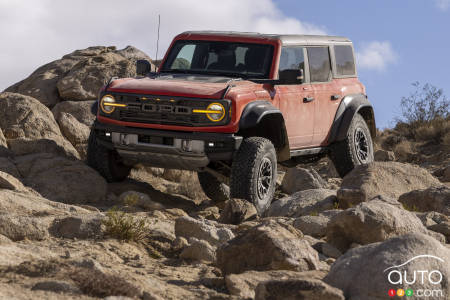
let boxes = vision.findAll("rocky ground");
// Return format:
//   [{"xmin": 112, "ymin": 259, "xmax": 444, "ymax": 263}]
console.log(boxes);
[{"xmin": 0, "ymin": 46, "xmax": 449, "ymax": 300}]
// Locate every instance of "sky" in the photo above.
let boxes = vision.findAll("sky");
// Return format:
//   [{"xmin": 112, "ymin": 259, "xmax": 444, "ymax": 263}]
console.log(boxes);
[{"xmin": 0, "ymin": 0, "xmax": 449, "ymax": 128}]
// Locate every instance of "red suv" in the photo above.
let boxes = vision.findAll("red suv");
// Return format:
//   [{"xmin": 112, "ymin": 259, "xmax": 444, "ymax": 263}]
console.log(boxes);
[{"xmin": 88, "ymin": 31, "xmax": 376, "ymax": 214}]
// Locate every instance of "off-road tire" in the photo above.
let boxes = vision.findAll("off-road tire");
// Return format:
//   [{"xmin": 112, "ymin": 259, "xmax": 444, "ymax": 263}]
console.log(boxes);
[
  {"xmin": 330, "ymin": 113, "xmax": 374, "ymax": 177},
  {"xmin": 87, "ymin": 129, "xmax": 131, "ymax": 182},
  {"xmin": 197, "ymin": 172, "xmax": 230, "ymax": 203},
  {"xmin": 230, "ymin": 137, "xmax": 277, "ymax": 215}
]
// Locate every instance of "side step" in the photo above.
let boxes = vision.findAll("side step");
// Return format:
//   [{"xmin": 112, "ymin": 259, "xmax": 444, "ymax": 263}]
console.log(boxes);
[{"xmin": 290, "ymin": 147, "xmax": 328, "ymax": 157}]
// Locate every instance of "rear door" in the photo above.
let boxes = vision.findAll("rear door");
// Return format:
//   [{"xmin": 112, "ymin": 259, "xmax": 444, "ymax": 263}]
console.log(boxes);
[
  {"xmin": 276, "ymin": 46, "xmax": 315, "ymax": 148},
  {"xmin": 307, "ymin": 46, "xmax": 339, "ymax": 146}
]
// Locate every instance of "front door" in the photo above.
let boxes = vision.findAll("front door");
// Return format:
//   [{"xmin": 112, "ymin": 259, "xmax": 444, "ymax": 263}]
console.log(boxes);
[{"xmin": 276, "ymin": 46, "xmax": 315, "ymax": 149}]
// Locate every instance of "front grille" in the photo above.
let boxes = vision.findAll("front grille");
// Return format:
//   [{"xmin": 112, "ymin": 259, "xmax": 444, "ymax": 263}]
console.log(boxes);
[{"xmin": 105, "ymin": 93, "xmax": 230, "ymax": 127}]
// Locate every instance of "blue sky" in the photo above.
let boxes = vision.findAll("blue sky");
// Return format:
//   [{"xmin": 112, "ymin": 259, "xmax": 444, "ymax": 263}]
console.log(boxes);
[
  {"xmin": 275, "ymin": 0, "xmax": 450, "ymax": 127},
  {"xmin": 1, "ymin": 0, "xmax": 449, "ymax": 128}
]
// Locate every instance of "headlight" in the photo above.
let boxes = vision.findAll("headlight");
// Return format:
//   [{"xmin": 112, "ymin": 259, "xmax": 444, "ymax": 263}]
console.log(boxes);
[
  {"xmin": 100, "ymin": 94, "xmax": 126, "ymax": 114},
  {"xmin": 193, "ymin": 102, "xmax": 225, "ymax": 122}
]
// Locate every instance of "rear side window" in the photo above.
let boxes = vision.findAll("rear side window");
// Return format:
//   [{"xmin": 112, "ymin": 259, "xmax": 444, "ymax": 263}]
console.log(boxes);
[
  {"xmin": 334, "ymin": 45, "xmax": 356, "ymax": 76},
  {"xmin": 307, "ymin": 47, "xmax": 331, "ymax": 82}
]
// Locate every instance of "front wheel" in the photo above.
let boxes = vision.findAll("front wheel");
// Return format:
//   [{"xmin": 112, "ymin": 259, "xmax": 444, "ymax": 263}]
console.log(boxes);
[
  {"xmin": 329, "ymin": 113, "xmax": 374, "ymax": 177},
  {"xmin": 230, "ymin": 137, "xmax": 277, "ymax": 216},
  {"xmin": 87, "ymin": 129, "xmax": 131, "ymax": 182},
  {"xmin": 197, "ymin": 171, "xmax": 230, "ymax": 203}
]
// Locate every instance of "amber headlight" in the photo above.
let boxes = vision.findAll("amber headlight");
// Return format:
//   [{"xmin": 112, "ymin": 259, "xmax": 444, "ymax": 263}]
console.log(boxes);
[
  {"xmin": 192, "ymin": 102, "xmax": 225, "ymax": 122},
  {"xmin": 100, "ymin": 94, "xmax": 126, "ymax": 114}
]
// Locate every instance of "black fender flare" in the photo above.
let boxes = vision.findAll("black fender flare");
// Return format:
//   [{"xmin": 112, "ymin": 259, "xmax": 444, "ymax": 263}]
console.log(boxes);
[
  {"xmin": 238, "ymin": 101, "xmax": 290, "ymax": 161},
  {"xmin": 328, "ymin": 93, "xmax": 376, "ymax": 143}
]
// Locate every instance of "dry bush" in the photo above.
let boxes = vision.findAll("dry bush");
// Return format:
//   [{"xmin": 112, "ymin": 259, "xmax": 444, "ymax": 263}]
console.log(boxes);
[
  {"xmin": 70, "ymin": 268, "xmax": 141, "ymax": 298},
  {"xmin": 393, "ymin": 140, "xmax": 415, "ymax": 162},
  {"xmin": 102, "ymin": 207, "xmax": 147, "ymax": 242},
  {"xmin": 414, "ymin": 118, "xmax": 450, "ymax": 143}
]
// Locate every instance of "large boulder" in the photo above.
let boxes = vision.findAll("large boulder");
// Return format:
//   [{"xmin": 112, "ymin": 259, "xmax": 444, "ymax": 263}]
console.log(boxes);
[
  {"xmin": 219, "ymin": 198, "xmax": 257, "ymax": 225},
  {"xmin": 14, "ymin": 153, "xmax": 107, "ymax": 204},
  {"xmin": 0, "ymin": 92, "xmax": 79, "ymax": 159},
  {"xmin": 324, "ymin": 233, "xmax": 450, "ymax": 300},
  {"xmin": 174, "ymin": 216, "xmax": 234, "ymax": 247},
  {"xmin": 281, "ymin": 167, "xmax": 327, "ymax": 194},
  {"xmin": 52, "ymin": 100, "xmax": 96, "ymax": 127},
  {"xmin": 326, "ymin": 200, "xmax": 427, "ymax": 252},
  {"xmin": 56, "ymin": 46, "xmax": 152, "ymax": 101},
  {"xmin": 0, "ymin": 158, "xmax": 20, "ymax": 178},
  {"xmin": 255, "ymin": 278, "xmax": 344, "ymax": 300},
  {"xmin": 55, "ymin": 112, "xmax": 91, "ymax": 158},
  {"xmin": 5, "ymin": 46, "xmax": 153, "ymax": 106},
  {"xmin": 337, "ymin": 162, "xmax": 442, "ymax": 208},
  {"xmin": 267, "ymin": 189, "xmax": 337, "ymax": 217},
  {"xmin": 225, "ymin": 270, "xmax": 326, "ymax": 299},
  {"xmin": 399, "ymin": 186, "xmax": 450, "ymax": 216},
  {"xmin": 293, "ymin": 214, "xmax": 330, "ymax": 238},
  {"xmin": 216, "ymin": 220, "xmax": 320, "ymax": 275}
]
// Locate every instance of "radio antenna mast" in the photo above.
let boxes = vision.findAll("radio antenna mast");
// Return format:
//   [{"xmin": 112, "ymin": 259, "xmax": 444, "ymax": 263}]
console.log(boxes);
[{"xmin": 155, "ymin": 14, "xmax": 161, "ymax": 63}]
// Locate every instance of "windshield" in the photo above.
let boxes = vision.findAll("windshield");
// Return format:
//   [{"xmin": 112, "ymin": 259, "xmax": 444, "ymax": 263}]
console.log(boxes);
[{"xmin": 160, "ymin": 40, "xmax": 274, "ymax": 79}]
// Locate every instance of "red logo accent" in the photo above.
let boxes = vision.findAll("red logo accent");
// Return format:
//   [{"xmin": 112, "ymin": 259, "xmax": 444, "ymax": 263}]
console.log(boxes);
[{"xmin": 388, "ymin": 289, "xmax": 396, "ymax": 297}]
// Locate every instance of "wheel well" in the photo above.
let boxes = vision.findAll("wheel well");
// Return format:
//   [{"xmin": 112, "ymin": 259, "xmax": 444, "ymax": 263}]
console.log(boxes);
[
  {"xmin": 237, "ymin": 113, "xmax": 290, "ymax": 161},
  {"xmin": 358, "ymin": 106, "xmax": 376, "ymax": 138}
]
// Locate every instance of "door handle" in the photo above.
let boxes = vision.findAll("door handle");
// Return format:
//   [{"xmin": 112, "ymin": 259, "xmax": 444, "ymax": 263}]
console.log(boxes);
[
  {"xmin": 303, "ymin": 97, "xmax": 315, "ymax": 103},
  {"xmin": 331, "ymin": 94, "xmax": 341, "ymax": 100}
]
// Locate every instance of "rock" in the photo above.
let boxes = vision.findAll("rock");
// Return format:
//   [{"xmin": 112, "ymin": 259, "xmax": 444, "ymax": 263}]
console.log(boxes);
[
  {"xmin": 6, "ymin": 46, "xmax": 153, "ymax": 106},
  {"xmin": 52, "ymin": 100, "xmax": 96, "ymax": 127},
  {"xmin": 312, "ymin": 242, "xmax": 343, "ymax": 259},
  {"xmin": 225, "ymin": 270, "xmax": 326, "ymax": 299},
  {"xmin": 267, "ymin": 189, "xmax": 337, "ymax": 217},
  {"xmin": 416, "ymin": 211, "xmax": 449, "ymax": 227},
  {"xmin": 255, "ymin": 278, "xmax": 344, "ymax": 300},
  {"xmin": 175, "ymin": 216, "xmax": 234, "ymax": 247},
  {"xmin": 32, "ymin": 280, "xmax": 81, "ymax": 294},
  {"xmin": 281, "ymin": 167, "xmax": 327, "ymax": 194},
  {"xmin": 0, "ymin": 171, "xmax": 26, "ymax": 191},
  {"xmin": 0, "ymin": 214, "xmax": 49, "ymax": 241},
  {"xmin": 427, "ymin": 229, "xmax": 447, "ymax": 244},
  {"xmin": 216, "ymin": 220, "xmax": 320, "ymax": 275},
  {"xmin": 326, "ymin": 200, "xmax": 427, "ymax": 252},
  {"xmin": 374, "ymin": 149, "xmax": 395, "ymax": 161},
  {"xmin": 443, "ymin": 165, "xmax": 450, "ymax": 182},
  {"xmin": 119, "ymin": 191, "xmax": 164, "ymax": 211},
  {"xmin": 293, "ymin": 214, "xmax": 329, "ymax": 238},
  {"xmin": 219, "ymin": 199, "xmax": 257, "ymax": 225},
  {"xmin": 50, "ymin": 215, "xmax": 103, "ymax": 239},
  {"xmin": 15, "ymin": 153, "xmax": 107, "ymax": 204},
  {"xmin": 428, "ymin": 221, "xmax": 450, "ymax": 242},
  {"xmin": 399, "ymin": 186, "xmax": 450, "ymax": 216},
  {"xmin": 55, "ymin": 112, "xmax": 90, "ymax": 158},
  {"xmin": 57, "ymin": 47, "xmax": 151, "ymax": 101},
  {"xmin": 337, "ymin": 162, "xmax": 441, "ymax": 208},
  {"xmin": 0, "ymin": 157, "xmax": 20, "ymax": 178},
  {"xmin": 194, "ymin": 206, "xmax": 221, "ymax": 221},
  {"xmin": 180, "ymin": 238, "xmax": 216, "ymax": 262},
  {"xmin": 0, "ymin": 129, "xmax": 9, "ymax": 156},
  {"xmin": 324, "ymin": 233, "xmax": 450, "ymax": 300},
  {"xmin": 0, "ymin": 92, "xmax": 79, "ymax": 159}
]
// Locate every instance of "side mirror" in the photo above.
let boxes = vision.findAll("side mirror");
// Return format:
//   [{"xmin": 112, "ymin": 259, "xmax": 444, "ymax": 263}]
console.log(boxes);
[
  {"xmin": 278, "ymin": 68, "xmax": 304, "ymax": 84},
  {"xmin": 136, "ymin": 60, "xmax": 151, "ymax": 76}
]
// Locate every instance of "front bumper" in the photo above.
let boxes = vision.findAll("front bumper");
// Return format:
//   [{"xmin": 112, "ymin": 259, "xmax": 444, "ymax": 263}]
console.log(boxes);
[{"xmin": 93, "ymin": 121, "xmax": 242, "ymax": 170}]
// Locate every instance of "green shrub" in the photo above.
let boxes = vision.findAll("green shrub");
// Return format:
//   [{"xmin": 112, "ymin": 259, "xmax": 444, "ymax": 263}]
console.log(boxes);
[{"xmin": 102, "ymin": 207, "xmax": 147, "ymax": 242}]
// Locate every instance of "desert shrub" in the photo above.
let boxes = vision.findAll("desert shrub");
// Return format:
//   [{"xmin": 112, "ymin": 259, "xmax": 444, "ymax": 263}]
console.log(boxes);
[
  {"xmin": 393, "ymin": 140, "xmax": 415, "ymax": 162},
  {"xmin": 70, "ymin": 268, "xmax": 141, "ymax": 298},
  {"xmin": 414, "ymin": 118, "xmax": 450, "ymax": 143},
  {"xmin": 399, "ymin": 82, "xmax": 449, "ymax": 126},
  {"xmin": 102, "ymin": 207, "xmax": 147, "ymax": 242}
]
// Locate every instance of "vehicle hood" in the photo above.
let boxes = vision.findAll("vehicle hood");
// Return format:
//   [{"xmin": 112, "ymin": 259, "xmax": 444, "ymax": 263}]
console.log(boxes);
[{"xmin": 107, "ymin": 74, "xmax": 246, "ymax": 99}]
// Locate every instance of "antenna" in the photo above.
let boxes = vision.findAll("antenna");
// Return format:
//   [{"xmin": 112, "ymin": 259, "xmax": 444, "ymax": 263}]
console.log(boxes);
[{"xmin": 155, "ymin": 14, "xmax": 161, "ymax": 64}]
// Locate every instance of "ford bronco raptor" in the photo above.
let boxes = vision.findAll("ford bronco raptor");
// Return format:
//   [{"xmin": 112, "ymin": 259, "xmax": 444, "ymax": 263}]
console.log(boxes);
[{"xmin": 88, "ymin": 31, "xmax": 376, "ymax": 215}]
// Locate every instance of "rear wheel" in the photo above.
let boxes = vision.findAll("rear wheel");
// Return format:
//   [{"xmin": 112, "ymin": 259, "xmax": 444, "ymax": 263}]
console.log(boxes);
[
  {"xmin": 330, "ymin": 113, "xmax": 374, "ymax": 177},
  {"xmin": 87, "ymin": 129, "xmax": 131, "ymax": 182},
  {"xmin": 230, "ymin": 137, "xmax": 277, "ymax": 215},
  {"xmin": 197, "ymin": 171, "xmax": 230, "ymax": 203}
]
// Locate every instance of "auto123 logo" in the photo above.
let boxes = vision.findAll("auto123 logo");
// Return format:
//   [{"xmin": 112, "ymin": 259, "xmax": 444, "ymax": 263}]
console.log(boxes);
[{"xmin": 383, "ymin": 254, "xmax": 445, "ymax": 298}]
